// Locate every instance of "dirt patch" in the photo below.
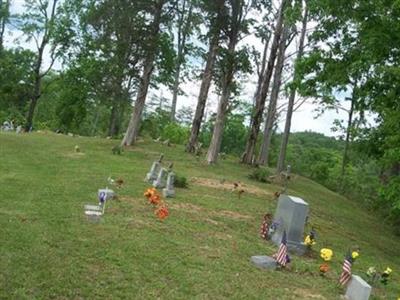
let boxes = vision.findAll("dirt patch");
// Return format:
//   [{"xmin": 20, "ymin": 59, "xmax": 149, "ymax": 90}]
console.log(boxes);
[
  {"xmin": 191, "ymin": 177, "xmax": 274, "ymax": 198},
  {"xmin": 171, "ymin": 202, "xmax": 252, "ymax": 221},
  {"xmin": 214, "ymin": 210, "xmax": 252, "ymax": 220},
  {"xmin": 292, "ymin": 288, "xmax": 327, "ymax": 300},
  {"xmin": 63, "ymin": 152, "xmax": 85, "ymax": 158}
]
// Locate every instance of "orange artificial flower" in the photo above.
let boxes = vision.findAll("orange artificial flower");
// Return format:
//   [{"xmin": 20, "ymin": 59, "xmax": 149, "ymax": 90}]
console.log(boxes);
[
  {"xmin": 319, "ymin": 263, "xmax": 329, "ymax": 274},
  {"xmin": 149, "ymin": 194, "xmax": 161, "ymax": 205},
  {"xmin": 155, "ymin": 206, "xmax": 169, "ymax": 220},
  {"xmin": 144, "ymin": 187, "xmax": 156, "ymax": 199}
]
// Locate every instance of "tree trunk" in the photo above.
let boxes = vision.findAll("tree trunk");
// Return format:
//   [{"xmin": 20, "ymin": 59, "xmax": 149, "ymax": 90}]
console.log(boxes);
[
  {"xmin": 277, "ymin": 4, "xmax": 308, "ymax": 173},
  {"xmin": 241, "ymin": 0, "xmax": 287, "ymax": 164},
  {"xmin": 340, "ymin": 95, "xmax": 355, "ymax": 188},
  {"xmin": 258, "ymin": 25, "xmax": 289, "ymax": 165},
  {"xmin": 186, "ymin": 30, "xmax": 220, "ymax": 152},
  {"xmin": 121, "ymin": 1, "xmax": 164, "ymax": 146},
  {"xmin": 25, "ymin": 41, "xmax": 46, "ymax": 131},
  {"xmin": 108, "ymin": 102, "xmax": 120, "ymax": 137},
  {"xmin": 207, "ymin": 22, "xmax": 238, "ymax": 164},
  {"xmin": 206, "ymin": 90, "xmax": 230, "ymax": 164},
  {"xmin": 170, "ymin": 63, "xmax": 181, "ymax": 121}
]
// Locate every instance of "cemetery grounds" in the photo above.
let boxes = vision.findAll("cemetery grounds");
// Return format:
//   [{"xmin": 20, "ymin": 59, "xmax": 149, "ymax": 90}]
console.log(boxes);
[{"xmin": 0, "ymin": 132, "xmax": 399, "ymax": 299}]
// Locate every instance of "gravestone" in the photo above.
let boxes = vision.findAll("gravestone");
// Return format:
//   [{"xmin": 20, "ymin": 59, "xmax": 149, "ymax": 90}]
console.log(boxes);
[
  {"xmin": 146, "ymin": 154, "xmax": 163, "ymax": 183},
  {"xmin": 163, "ymin": 172, "xmax": 175, "ymax": 197},
  {"xmin": 250, "ymin": 256, "xmax": 277, "ymax": 270},
  {"xmin": 153, "ymin": 168, "xmax": 168, "ymax": 188},
  {"xmin": 345, "ymin": 275, "xmax": 371, "ymax": 300},
  {"xmin": 271, "ymin": 194, "xmax": 309, "ymax": 255}
]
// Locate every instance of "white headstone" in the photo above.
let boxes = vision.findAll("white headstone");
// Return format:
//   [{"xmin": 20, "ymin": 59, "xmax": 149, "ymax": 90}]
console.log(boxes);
[
  {"xmin": 146, "ymin": 161, "xmax": 161, "ymax": 182},
  {"xmin": 345, "ymin": 275, "xmax": 371, "ymax": 300},
  {"xmin": 162, "ymin": 172, "xmax": 175, "ymax": 197},
  {"xmin": 153, "ymin": 168, "xmax": 168, "ymax": 188}
]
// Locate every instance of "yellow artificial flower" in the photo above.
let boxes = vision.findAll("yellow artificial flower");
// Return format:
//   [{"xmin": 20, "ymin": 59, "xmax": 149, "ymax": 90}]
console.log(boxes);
[
  {"xmin": 320, "ymin": 248, "xmax": 333, "ymax": 261},
  {"xmin": 304, "ymin": 235, "xmax": 316, "ymax": 246},
  {"xmin": 351, "ymin": 251, "xmax": 359, "ymax": 259},
  {"xmin": 384, "ymin": 267, "xmax": 392, "ymax": 274}
]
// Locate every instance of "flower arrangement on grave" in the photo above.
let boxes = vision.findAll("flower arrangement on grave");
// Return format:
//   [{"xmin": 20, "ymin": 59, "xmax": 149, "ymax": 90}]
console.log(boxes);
[
  {"xmin": 144, "ymin": 188, "xmax": 161, "ymax": 205},
  {"xmin": 319, "ymin": 248, "xmax": 333, "ymax": 275},
  {"xmin": 144, "ymin": 187, "xmax": 169, "ymax": 220},
  {"xmin": 155, "ymin": 205, "xmax": 169, "ymax": 220},
  {"xmin": 304, "ymin": 228, "xmax": 316, "ymax": 251},
  {"xmin": 259, "ymin": 213, "xmax": 273, "ymax": 240},
  {"xmin": 380, "ymin": 267, "xmax": 392, "ymax": 285}
]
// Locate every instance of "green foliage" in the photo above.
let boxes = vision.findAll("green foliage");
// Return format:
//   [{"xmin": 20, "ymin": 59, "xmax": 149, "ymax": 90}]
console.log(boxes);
[
  {"xmin": 174, "ymin": 174, "xmax": 188, "ymax": 188},
  {"xmin": 248, "ymin": 167, "xmax": 271, "ymax": 183},
  {"xmin": 161, "ymin": 123, "xmax": 189, "ymax": 144}
]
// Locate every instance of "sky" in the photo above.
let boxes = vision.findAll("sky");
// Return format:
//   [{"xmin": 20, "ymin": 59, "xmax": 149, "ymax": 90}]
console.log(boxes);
[{"xmin": 4, "ymin": 0, "xmax": 367, "ymax": 138}]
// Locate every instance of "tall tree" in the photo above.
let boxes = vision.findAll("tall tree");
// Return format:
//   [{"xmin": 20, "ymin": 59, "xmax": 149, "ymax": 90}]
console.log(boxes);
[
  {"xmin": 170, "ymin": 0, "xmax": 198, "ymax": 121},
  {"xmin": 0, "ymin": 0, "xmax": 10, "ymax": 51},
  {"xmin": 206, "ymin": 0, "xmax": 252, "ymax": 164},
  {"xmin": 276, "ymin": 1, "xmax": 308, "ymax": 173},
  {"xmin": 121, "ymin": 0, "xmax": 170, "ymax": 146},
  {"xmin": 20, "ymin": 0, "xmax": 61, "ymax": 131},
  {"xmin": 186, "ymin": 0, "xmax": 226, "ymax": 153},
  {"xmin": 241, "ymin": 0, "xmax": 287, "ymax": 164},
  {"xmin": 258, "ymin": 24, "xmax": 289, "ymax": 165}
]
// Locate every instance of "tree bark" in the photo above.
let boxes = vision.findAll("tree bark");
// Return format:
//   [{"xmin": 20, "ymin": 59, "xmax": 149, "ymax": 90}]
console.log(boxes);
[
  {"xmin": 0, "ymin": 0, "xmax": 10, "ymax": 51},
  {"xmin": 340, "ymin": 95, "xmax": 355, "ymax": 188},
  {"xmin": 277, "ymin": 4, "xmax": 308, "ymax": 173},
  {"xmin": 241, "ymin": 0, "xmax": 287, "ymax": 164},
  {"xmin": 121, "ymin": 1, "xmax": 164, "ymax": 146},
  {"xmin": 186, "ymin": 9, "xmax": 223, "ymax": 152},
  {"xmin": 258, "ymin": 25, "xmax": 289, "ymax": 165}
]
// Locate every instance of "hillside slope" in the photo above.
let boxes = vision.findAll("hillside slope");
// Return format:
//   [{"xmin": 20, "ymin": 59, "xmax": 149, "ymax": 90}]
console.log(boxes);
[{"xmin": 0, "ymin": 132, "xmax": 399, "ymax": 299}]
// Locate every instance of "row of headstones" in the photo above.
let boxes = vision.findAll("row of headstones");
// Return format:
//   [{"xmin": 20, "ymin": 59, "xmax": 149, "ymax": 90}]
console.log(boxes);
[
  {"xmin": 252, "ymin": 194, "xmax": 371, "ymax": 300},
  {"xmin": 146, "ymin": 155, "xmax": 175, "ymax": 198},
  {"xmin": 84, "ymin": 188, "xmax": 115, "ymax": 220},
  {"xmin": 1, "ymin": 121, "xmax": 23, "ymax": 133}
]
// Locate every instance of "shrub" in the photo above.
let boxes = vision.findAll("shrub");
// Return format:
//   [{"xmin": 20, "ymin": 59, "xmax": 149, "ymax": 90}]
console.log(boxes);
[
  {"xmin": 174, "ymin": 175, "xmax": 188, "ymax": 188},
  {"xmin": 248, "ymin": 168, "xmax": 271, "ymax": 183}
]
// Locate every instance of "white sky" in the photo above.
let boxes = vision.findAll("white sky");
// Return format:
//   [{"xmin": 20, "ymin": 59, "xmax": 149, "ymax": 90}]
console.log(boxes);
[{"xmin": 4, "ymin": 0, "xmax": 373, "ymax": 138}]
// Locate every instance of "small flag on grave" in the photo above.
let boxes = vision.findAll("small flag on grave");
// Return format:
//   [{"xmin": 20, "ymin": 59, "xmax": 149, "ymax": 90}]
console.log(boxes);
[
  {"xmin": 339, "ymin": 252, "xmax": 353, "ymax": 286},
  {"xmin": 275, "ymin": 230, "xmax": 288, "ymax": 267}
]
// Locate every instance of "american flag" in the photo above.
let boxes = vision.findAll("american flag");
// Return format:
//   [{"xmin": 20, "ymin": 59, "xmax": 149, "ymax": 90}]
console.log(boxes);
[
  {"xmin": 275, "ymin": 230, "xmax": 288, "ymax": 267},
  {"xmin": 339, "ymin": 253, "xmax": 352, "ymax": 286}
]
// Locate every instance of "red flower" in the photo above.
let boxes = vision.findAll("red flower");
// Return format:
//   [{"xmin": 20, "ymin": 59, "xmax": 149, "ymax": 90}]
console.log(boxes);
[{"xmin": 155, "ymin": 206, "xmax": 169, "ymax": 220}]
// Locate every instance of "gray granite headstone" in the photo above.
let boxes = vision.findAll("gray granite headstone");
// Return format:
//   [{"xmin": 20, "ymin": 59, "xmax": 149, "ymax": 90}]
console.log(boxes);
[
  {"xmin": 271, "ymin": 194, "xmax": 309, "ymax": 255},
  {"xmin": 345, "ymin": 275, "xmax": 371, "ymax": 300},
  {"xmin": 163, "ymin": 172, "xmax": 175, "ymax": 197},
  {"xmin": 146, "ymin": 161, "xmax": 161, "ymax": 182},
  {"xmin": 153, "ymin": 168, "xmax": 168, "ymax": 188},
  {"xmin": 250, "ymin": 256, "xmax": 277, "ymax": 270}
]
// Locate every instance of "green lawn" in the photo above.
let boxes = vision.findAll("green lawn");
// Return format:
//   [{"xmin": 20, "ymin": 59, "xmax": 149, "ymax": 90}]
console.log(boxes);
[{"xmin": 0, "ymin": 132, "xmax": 399, "ymax": 299}]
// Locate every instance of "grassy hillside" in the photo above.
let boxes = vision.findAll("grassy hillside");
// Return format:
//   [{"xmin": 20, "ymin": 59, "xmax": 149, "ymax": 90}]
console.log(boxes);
[{"xmin": 0, "ymin": 132, "xmax": 399, "ymax": 299}]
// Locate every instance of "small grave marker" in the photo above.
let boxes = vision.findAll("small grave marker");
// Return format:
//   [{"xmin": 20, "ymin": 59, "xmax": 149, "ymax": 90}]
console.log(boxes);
[{"xmin": 345, "ymin": 275, "xmax": 372, "ymax": 300}]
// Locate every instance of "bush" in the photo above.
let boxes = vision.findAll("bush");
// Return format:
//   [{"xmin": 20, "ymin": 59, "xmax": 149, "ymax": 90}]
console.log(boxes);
[
  {"xmin": 248, "ymin": 168, "xmax": 271, "ymax": 183},
  {"xmin": 174, "ymin": 175, "xmax": 188, "ymax": 188}
]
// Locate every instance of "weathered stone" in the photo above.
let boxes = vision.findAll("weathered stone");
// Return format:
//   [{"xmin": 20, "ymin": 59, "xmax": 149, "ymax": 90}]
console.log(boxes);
[
  {"xmin": 345, "ymin": 275, "xmax": 371, "ymax": 300},
  {"xmin": 146, "ymin": 161, "xmax": 161, "ymax": 182},
  {"xmin": 271, "ymin": 194, "xmax": 309, "ymax": 255},
  {"xmin": 250, "ymin": 256, "xmax": 277, "ymax": 270},
  {"xmin": 153, "ymin": 168, "xmax": 168, "ymax": 188},
  {"xmin": 162, "ymin": 172, "xmax": 175, "ymax": 197}
]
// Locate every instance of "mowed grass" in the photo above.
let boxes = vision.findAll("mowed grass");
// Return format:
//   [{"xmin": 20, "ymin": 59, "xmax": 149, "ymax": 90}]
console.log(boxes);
[{"xmin": 0, "ymin": 132, "xmax": 399, "ymax": 300}]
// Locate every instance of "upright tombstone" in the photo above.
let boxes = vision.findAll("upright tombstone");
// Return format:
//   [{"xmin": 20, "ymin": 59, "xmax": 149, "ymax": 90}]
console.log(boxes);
[
  {"xmin": 271, "ymin": 194, "xmax": 309, "ymax": 255},
  {"xmin": 163, "ymin": 172, "xmax": 175, "ymax": 197},
  {"xmin": 345, "ymin": 275, "xmax": 371, "ymax": 300},
  {"xmin": 146, "ymin": 154, "xmax": 164, "ymax": 183},
  {"xmin": 153, "ymin": 168, "xmax": 168, "ymax": 189}
]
